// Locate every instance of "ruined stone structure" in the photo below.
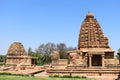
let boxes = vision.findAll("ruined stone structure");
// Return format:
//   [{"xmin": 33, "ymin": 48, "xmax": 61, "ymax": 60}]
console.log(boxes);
[
  {"xmin": 52, "ymin": 51, "xmax": 68, "ymax": 67},
  {"xmin": 68, "ymin": 12, "xmax": 118, "ymax": 68},
  {"xmin": 48, "ymin": 13, "xmax": 120, "ymax": 77},
  {"xmin": 6, "ymin": 42, "xmax": 36, "ymax": 66}
]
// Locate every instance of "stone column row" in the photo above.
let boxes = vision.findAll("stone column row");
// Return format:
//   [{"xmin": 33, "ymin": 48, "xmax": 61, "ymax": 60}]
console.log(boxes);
[{"xmin": 88, "ymin": 54, "xmax": 105, "ymax": 68}]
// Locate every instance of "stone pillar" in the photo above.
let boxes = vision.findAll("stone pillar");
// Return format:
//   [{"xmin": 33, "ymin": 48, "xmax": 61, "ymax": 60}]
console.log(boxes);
[
  {"xmin": 89, "ymin": 55, "xmax": 92, "ymax": 68},
  {"xmin": 102, "ymin": 54, "xmax": 105, "ymax": 68},
  {"xmin": 85, "ymin": 54, "xmax": 88, "ymax": 65}
]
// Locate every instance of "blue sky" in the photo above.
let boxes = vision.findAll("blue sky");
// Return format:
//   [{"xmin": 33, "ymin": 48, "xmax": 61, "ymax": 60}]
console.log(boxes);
[{"xmin": 0, "ymin": 0, "xmax": 120, "ymax": 55}]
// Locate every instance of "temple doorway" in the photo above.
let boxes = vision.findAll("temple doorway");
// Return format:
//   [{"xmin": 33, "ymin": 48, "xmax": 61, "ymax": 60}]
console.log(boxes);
[{"xmin": 92, "ymin": 55, "xmax": 102, "ymax": 66}]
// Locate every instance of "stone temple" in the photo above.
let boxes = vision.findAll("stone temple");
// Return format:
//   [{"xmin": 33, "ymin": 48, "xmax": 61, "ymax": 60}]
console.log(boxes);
[
  {"xmin": 6, "ymin": 42, "xmax": 36, "ymax": 66},
  {"xmin": 67, "ymin": 12, "xmax": 118, "ymax": 68},
  {"xmin": 0, "ymin": 42, "xmax": 43, "ymax": 75},
  {"xmin": 48, "ymin": 12, "xmax": 120, "ymax": 77},
  {"xmin": 0, "ymin": 13, "xmax": 120, "ymax": 79}
]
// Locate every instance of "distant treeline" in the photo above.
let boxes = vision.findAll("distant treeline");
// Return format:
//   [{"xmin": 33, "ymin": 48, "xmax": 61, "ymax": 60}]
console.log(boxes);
[
  {"xmin": 0, "ymin": 55, "xmax": 6, "ymax": 65},
  {"xmin": 27, "ymin": 42, "xmax": 76, "ymax": 65}
]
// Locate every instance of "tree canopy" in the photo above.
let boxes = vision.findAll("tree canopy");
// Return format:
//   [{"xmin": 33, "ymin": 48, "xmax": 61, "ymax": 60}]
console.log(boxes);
[{"xmin": 30, "ymin": 42, "xmax": 76, "ymax": 65}]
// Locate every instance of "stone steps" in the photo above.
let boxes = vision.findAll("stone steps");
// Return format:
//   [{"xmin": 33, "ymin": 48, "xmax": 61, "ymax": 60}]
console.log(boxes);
[
  {"xmin": 46, "ymin": 68, "xmax": 120, "ymax": 76},
  {"xmin": 34, "ymin": 71, "xmax": 49, "ymax": 77}
]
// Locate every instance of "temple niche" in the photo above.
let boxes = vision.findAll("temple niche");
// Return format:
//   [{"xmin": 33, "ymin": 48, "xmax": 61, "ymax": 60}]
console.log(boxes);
[
  {"xmin": 6, "ymin": 42, "xmax": 36, "ymax": 66},
  {"xmin": 67, "ymin": 12, "xmax": 119, "ymax": 68}
]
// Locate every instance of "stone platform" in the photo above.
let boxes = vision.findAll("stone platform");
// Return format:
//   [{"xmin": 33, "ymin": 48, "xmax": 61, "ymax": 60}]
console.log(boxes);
[
  {"xmin": 47, "ymin": 68, "xmax": 120, "ymax": 76},
  {"xmin": 0, "ymin": 65, "xmax": 45, "ymax": 75}
]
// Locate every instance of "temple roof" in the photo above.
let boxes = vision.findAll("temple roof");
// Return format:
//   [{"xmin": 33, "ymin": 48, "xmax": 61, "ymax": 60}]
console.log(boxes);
[
  {"xmin": 67, "ymin": 48, "xmax": 114, "ymax": 53},
  {"xmin": 7, "ymin": 42, "xmax": 27, "ymax": 56},
  {"xmin": 78, "ymin": 12, "xmax": 110, "ymax": 49},
  {"xmin": 86, "ymin": 12, "xmax": 94, "ymax": 18}
]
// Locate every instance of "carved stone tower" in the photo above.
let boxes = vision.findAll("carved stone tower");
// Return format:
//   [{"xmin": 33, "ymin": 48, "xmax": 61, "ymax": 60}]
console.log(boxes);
[
  {"xmin": 67, "ymin": 12, "xmax": 117, "ymax": 68},
  {"xmin": 78, "ymin": 12, "xmax": 109, "ymax": 49}
]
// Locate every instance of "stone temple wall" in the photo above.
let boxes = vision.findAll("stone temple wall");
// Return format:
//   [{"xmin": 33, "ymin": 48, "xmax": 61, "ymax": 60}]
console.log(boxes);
[{"xmin": 6, "ymin": 42, "xmax": 35, "ymax": 66}]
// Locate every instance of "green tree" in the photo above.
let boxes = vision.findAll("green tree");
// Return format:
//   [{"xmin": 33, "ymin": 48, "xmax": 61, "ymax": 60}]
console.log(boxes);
[
  {"xmin": 0, "ymin": 55, "xmax": 6, "ymax": 66},
  {"xmin": 32, "ymin": 42, "xmax": 77, "ymax": 65},
  {"xmin": 0, "ymin": 55, "xmax": 6, "ymax": 62},
  {"xmin": 57, "ymin": 43, "xmax": 68, "ymax": 59},
  {"xmin": 67, "ymin": 46, "xmax": 77, "ymax": 51},
  {"xmin": 28, "ymin": 47, "xmax": 33, "ymax": 56},
  {"xmin": 35, "ymin": 42, "xmax": 56, "ymax": 65},
  {"xmin": 36, "ymin": 42, "xmax": 56, "ymax": 55},
  {"xmin": 117, "ymin": 48, "xmax": 120, "ymax": 60},
  {"xmin": 31, "ymin": 52, "xmax": 43, "ymax": 65}
]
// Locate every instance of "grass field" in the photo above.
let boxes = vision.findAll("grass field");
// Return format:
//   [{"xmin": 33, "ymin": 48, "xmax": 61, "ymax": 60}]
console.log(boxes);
[
  {"xmin": 0, "ymin": 62, "xmax": 4, "ymax": 66},
  {"xmin": 0, "ymin": 75, "xmax": 96, "ymax": 80}
]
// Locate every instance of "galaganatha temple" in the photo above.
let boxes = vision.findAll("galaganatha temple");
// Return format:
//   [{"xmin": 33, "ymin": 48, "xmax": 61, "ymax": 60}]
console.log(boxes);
[
  {"xmin": 49, "ymin": 12, "xmax": 119, "ymax": 76},
  {"xmin": 67, "ymin": 12, "xmax": 117, "ymax": 68}
]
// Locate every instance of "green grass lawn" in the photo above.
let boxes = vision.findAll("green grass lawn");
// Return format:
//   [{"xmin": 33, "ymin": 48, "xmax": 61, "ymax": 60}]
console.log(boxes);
[
  {"xmin": 0, "ymin": 75, "xmax": 96, "ymax": 80},
  {"xmin": 0, "ymin": 62, "xmax": 4, "ymax": 66}
]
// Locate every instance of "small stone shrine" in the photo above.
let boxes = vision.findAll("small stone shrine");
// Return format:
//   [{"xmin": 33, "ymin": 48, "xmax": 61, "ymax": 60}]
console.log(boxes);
[{"xmin": 6, "ymin": 42, "xmax": 36, "ymax": 66}]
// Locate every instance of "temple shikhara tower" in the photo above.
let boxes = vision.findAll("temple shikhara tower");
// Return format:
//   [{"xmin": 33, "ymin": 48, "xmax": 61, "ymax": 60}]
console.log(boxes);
[
  {"xmin": 68, "ymin": 12, "xmax": 118, "ymax": 68},
  {"xmin": 78, "ymin": 12, "xmax": 109, "ymax": 49},
  {"xmin": 48, "ymin": 13, "xmax": 119, "ymax": 77},
  {"xmin": 6, "ymin": 42, "xmax": 36, "ymax": 66}
]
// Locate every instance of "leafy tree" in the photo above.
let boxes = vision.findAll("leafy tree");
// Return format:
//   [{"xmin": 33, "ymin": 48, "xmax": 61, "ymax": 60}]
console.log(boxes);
[
  {"xmin": 31, "ymin": 42, "xmax": 77, "ymax": 65},
  {"xmin": 57, "ymin": 43, "xmax": 68, "ymax": 59},
  {"xmin": 117, "ymin": 48, "xmax": 120, "ymax": 65},
  {"xmin": 67, "ymin": 46, "xmax": 77, "ymax": 51},
  {"xmin": 0, "ymin": 55, "xmax": 6, "ymax": 66},
  {"xmin": 31, "ymin": 52, "xmax": 43, "ymax": 65},
  {"xmin": 31, "ymin": 52, "xmax": 52, "ymax": 65},
  {"xmin": 0, "ymin": 55, "xmax": 6, "ymax": 62},
  {"xmin": 35, "ymin": 42, "xmax": 56, "ymax": 65},
  {"xmin": 36, "ymin": 42, "xmax": 56, "ymax": 55},
  {"xmin": 28, "ymin": 47, "xmax": 33, "ymax": 56}
]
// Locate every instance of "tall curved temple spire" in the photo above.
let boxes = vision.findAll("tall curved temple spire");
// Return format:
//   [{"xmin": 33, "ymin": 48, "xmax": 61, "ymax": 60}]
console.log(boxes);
[
  {"xmin": 67, "ymin": 12, "xmax": 116, "ymax": 68},
  {"xmin": 50, "ymin": 12, "xmax": 119, "ymax": 77},
  {"xmin": 78, "ymin": 12, "xmax": 109, "ymax": 49}
]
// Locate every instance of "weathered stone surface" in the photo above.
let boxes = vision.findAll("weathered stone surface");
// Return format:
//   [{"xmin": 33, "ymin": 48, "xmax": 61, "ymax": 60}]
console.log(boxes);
[
  {"xmin": 7, "ymin": 42, "xmax": 27, "ymax": 56},
  {"xmin": 58, "ymin": 59, "xmax": 68, "ymax": 66},
  {"xmin": 67, "ymin": 12, "xmax": 118, "ymax": 67},
  {"xmin": 52, "ymin": 51, "xmax": 60, "ymax": 60},
  {"xmin": 6, "ymin": 42, "xmax": 36, "ymax": 66},
  {"xmin": 78, "ymin": 12, "xmax": 109, "ymax": 49},
  {"xmin": 51, "ymin": 51, "xmax": 68, "ymax": 67}
]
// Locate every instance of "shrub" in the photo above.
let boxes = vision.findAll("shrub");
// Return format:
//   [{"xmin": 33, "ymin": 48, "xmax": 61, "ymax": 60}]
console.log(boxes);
[
  {"xmin": 0, "ymin": 72, "xmax": 11, "ymax": 75},
  {"xmin": 81, "ymin": 76, "xmax": 87, "ymax": 79},
  {"xmin": 49, "ymin": 75, "xmax": 87, "ymax": 79},
  {"xmin": 73, "ymin": 76, "xmax": 81, "ymax": 78},
  {"xmin": 61, "ymin": 75, "xmax": 72, "ymax": 78},
  {"xmin": 53, "ymin": 75, "xmax": 60, "ymax": 78},
  {"xmin": 0, "ymin": 72, "xmax": 30, "ymax": 77},
  {"xmin": 31, "ymin": 74, "xmax": 34, "ymax": 77},
  {"xmin": 49, "ymin": 75, "xmax": 53, "ymax": 77}
]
